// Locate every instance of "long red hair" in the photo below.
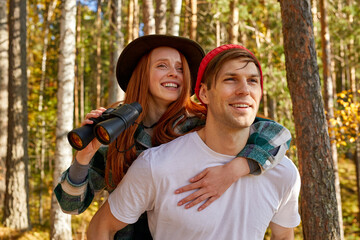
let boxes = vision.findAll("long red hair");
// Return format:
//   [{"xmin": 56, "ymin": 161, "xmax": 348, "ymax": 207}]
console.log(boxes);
[{"xmin": 105, "ymin": 51, "xmax": 206, "ymax": 189}]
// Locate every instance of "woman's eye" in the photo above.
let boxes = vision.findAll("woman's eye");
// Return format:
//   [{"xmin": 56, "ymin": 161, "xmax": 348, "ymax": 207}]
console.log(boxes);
[
  {"xmin": 176, "ymin": 67, "xmax": 183, "ymax": 72},
  {"xmin": 157, "ymin": 64, "xmax": 167, "ymax": 68},
  {"xmin": 224, "ymin": 78, "xmax": 235, "ymax": 82}
]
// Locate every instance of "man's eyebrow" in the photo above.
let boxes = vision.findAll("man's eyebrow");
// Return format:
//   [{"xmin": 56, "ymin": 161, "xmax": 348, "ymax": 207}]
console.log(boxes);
[{"xmin": 223, "ymin": 72, "xmax": 260, "ymax": 77}]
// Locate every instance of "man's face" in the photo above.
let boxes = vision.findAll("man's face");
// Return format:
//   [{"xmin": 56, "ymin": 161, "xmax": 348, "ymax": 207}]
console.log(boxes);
[{"xmin": 201, "ymin": 59, "xmax": 262, "ymax": 130}]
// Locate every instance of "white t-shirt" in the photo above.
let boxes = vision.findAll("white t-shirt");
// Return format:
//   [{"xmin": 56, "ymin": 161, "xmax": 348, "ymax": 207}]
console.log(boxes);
[{"xmin": 108, "ymin": 132, "xmax": 301, "ymax": 240}]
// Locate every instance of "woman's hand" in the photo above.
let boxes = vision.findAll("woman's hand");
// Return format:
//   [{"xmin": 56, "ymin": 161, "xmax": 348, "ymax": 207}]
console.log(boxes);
[
  {"xmin": 75, "ymin": 107, "xmax": 107, "ymax": 165},
  {"xmin": 175, "ymin": 157, "xmax": 251, "ymax": 211}
]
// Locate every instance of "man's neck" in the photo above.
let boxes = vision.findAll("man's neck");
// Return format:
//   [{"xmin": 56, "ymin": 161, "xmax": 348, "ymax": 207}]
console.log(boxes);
[{"xmin": 197, "ymin": 120, "xmax": 250, "ymax": 156}]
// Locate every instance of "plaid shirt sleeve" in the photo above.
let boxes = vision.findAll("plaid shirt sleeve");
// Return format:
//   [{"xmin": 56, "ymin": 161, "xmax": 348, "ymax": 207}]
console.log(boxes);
[
  {"xmin": 237, "ymin": 117, "xmax": 292, "ymax": 175},
  {"xmin": 54, "ymin": 146, "xmax": 108, "ymax": 214}
]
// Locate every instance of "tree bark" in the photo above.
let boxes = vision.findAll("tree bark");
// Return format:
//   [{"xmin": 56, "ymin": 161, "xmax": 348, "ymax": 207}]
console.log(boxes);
[
  {"xmin": 155, "ymin": 0, "xmax": 167, "ymax": 34},
  {"xmin": 319, "ymin": 0, "xmax": 343, "ymax": 238},
  {"xmin": 183, "ymin": 0, "xmax": 190, "ymax": 38},
  {"xmin": 190, "ymin": 0, "xmax": 197, "ymax": 40},
  {"xmin": 133, "ymin": 0, "xmax": 139, "ymax": 39},
  {"xmin": 0, "ymin": 0, "xmax": 9, "ymax": 210},
  {"xmin": 37, "ymin": 0, "xmax": 58, "ymax": 225},
  {"xmin": 168, "ymin": 0, "xmax": 182, "ymax": 36},
  {"xmin": 96, "ymin": 0, "xmax": 102, "ymax": 108},
  {"xmin": 75, "ymin": 1, "xmax": 81, "ymax": 127},
  {"xmin": 127, "ymin": 0, "xmax": 134, "ymax": 43},
  {"xmin": 229, "ymin": 0, "xmax": 239, "ymax": 44},
  {"xmin": 143, "ymin": 0, "xmax": 155, "ymax": 35},
  {"xmin": 279, "ymin": 0, "xmax": 341, "ymax": 239},
  {"xmin": 108, "ymin": 0, "xmax": 125, "ymax": 105},
  {"xmin": 3, "ymin": 0, "xmax": 30, "ymax": 230},
  {"xmin": 50, "ymin": 0, "xmax": 76, "ymax": 239}
]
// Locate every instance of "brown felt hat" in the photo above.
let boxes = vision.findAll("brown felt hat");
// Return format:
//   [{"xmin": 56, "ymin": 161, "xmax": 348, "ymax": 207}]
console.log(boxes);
[{"xmin": 116, "ymin": 35, "xmax": 205, "ymax": 93}]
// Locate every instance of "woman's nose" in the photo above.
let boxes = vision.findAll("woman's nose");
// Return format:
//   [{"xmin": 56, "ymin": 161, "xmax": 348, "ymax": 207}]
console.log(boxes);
[{"xmin": 167, "ymin": 67, "xmax": 177, "ymax": 78}]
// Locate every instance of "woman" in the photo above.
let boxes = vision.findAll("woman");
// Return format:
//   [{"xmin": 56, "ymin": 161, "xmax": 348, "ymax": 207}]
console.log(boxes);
[{"xmin": 55, "ymin": 35, "xmax": 291, "ymax": 239}]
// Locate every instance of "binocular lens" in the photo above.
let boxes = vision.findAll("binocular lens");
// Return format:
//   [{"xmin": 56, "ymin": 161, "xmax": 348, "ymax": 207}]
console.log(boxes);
[
  {"xmin": 95, "ymin": 125, "xmax": 110, "ymax": 144},
  {"xmin": 68, "ymin": 132, "xmax": 83, "ymax": 149}
]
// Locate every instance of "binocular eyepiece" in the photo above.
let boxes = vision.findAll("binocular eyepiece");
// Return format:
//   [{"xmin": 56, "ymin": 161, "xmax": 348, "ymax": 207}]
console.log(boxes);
[{"xmin": 67, "ymin": 102, "xmax": 142, "ymax": 151}]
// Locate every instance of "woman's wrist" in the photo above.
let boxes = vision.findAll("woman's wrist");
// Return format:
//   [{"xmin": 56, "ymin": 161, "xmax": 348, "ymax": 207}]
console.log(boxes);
[
  {"xmin": 225, "ymin": 157, "xmax": 251, "ymax": 181},
  {"xmin": 75, "ymin": 150, "xmax": 96, "ymax": 165}
]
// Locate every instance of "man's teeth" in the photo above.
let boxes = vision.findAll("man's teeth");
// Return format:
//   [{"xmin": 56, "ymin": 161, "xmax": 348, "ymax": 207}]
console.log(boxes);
[
  {"xmin": 163, "ymin": 83, "xmax": 178, "ymax": 88},
  {"xmin": 232, "ymin": 104, "xmax": 249, "ymax": 108}
]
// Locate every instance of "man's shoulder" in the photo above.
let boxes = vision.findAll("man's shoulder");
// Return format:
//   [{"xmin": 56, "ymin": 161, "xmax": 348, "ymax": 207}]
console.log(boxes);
[
  {"xmin": 139, "ymin": 132, "xmax": 195, "ymax": 161},
  {"xmin": 267, "ymin": 156, "xmax": 300, "ymax": 189}
]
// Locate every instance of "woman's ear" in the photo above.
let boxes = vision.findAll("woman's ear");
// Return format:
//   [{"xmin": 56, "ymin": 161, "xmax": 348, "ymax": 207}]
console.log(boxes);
[{"xmin": 199, "ymin": 83, "xmax": 209, "ymax": 105}]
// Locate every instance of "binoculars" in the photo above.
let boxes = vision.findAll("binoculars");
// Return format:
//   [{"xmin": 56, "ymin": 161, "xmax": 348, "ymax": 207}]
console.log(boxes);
[{"xmin": 67, "ymin": 102, "xmax": 142, "ymax": 151}]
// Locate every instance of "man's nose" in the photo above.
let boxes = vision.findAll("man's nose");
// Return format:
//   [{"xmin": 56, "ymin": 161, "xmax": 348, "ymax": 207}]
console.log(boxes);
[{"xmin": 235, "ymin": 80, "xmax": 250, "ymax": 95}]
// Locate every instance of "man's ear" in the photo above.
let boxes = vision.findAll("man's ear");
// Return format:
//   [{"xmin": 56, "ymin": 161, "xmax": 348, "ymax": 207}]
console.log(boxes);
[{"xmin": 199, "ymin": 83, "xmax": 210, "ymax": 105}]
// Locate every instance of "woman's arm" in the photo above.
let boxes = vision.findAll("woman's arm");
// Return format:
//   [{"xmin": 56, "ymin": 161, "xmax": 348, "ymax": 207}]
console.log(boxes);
[
  {"xmin": 54, "ymin": 108, "xmax": 108, "ymax": 214},
  {"xmin": 175, "ymin": 118, "xmax": 291, "ymax": 211},
  {"xmin": 54, "ymin": 146, "xmax": 108, "ymax": 214}
]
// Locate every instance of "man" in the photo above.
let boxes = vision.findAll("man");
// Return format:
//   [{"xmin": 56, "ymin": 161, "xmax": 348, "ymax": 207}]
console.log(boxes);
[{"xmin": 87, "ymin": 44, "xmax": 301, "ymax": 240}]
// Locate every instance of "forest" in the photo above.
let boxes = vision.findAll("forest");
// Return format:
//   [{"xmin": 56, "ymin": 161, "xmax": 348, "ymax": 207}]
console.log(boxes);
[{"xmin": 0, "ymin": 0, "xmax": 359, "ymax": 239}]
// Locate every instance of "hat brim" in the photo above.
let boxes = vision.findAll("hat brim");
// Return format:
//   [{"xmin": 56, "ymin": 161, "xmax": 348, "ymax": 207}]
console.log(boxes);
[{"xmin": 116, "ymin": 35, "xmax": 205, "ymax": 93}]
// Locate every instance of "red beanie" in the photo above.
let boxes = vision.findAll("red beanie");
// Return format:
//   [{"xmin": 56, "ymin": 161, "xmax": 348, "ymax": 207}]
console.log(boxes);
[{"xmin": 194, "ymin": 44, "xmax": 263, "ymax": 105}]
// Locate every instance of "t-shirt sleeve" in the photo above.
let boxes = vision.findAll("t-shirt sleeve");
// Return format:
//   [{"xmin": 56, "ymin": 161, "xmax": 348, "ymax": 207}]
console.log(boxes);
[
  {"xmin": 271, "ymin": 163, "xmax": 301, "ymax": 228},
  {"xmin": 108, "ymin": 151, "xmax": 155, "ymax": 224}
]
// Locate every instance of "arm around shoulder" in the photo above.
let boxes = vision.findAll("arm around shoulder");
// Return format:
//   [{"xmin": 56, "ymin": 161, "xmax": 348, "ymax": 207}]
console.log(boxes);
[
  {"xmin": 238, "ymin": 119, "xmax": 292, "ymax": 174},
  {"xmin": 87, "ymin": 200, "xmax": 128, "ymax": 240}
]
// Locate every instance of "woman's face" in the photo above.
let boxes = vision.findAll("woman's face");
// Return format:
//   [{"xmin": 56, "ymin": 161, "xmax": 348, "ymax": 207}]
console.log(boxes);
[{"xmin": 148, "ymin": 47, "xmax": 184, "ymax": 108}]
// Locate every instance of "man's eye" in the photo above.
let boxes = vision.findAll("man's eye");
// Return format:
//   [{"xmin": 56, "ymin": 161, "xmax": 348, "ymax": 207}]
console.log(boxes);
[
  {"xmin": 224, "ymin": 78, "xmax": 235, "ymax": 81},
  {"xmin": 249, "ymin": 78, "xmax": 258, "ymax": 83}
]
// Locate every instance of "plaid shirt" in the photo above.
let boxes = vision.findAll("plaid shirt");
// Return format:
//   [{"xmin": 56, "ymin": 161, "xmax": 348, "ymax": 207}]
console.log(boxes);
[{"xmin": 54, "ymin": 116, "xmax": 291, "ymax": 240}]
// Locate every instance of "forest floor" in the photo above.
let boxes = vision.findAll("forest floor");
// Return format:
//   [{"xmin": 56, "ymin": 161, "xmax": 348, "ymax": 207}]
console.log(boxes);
[{"xmin": 0, "ymin": 156, "xmax": 359, "ymax": 239}]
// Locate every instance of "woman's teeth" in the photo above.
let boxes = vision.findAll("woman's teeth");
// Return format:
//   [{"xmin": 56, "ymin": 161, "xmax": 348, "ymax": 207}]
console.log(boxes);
[{"xmin": 162, "ymin": 83, "xmax": 178, "ymax": 88}]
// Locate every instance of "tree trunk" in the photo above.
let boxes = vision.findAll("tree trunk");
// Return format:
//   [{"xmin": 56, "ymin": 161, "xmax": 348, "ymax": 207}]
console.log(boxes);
[
  {"xmin": 143, "ymin": 0, "xmax": 155, "ymax": 35},
  {"xmin": 183, "ymin": 0, "xmax": 190, "ymax": 38},
  {"xmin": 0, "ymin": 0, "xmax": 8, "ymax": 209},
  {"xmin": 155, "ymin": 0, "xmax": 167, "ymax": 34},
  {"xmin": 96, "ymin": 0, "xmax": 102, "ymax": 108},
  {"xmin": 190, "ymin": 0, "xmax": 197, "ymax": 40},
  {"xmin": 80, "ymin": 42, "xmax": 85, "ymax": 120},
  {"xmin": 279, "ymin": 1, "xmax": 341, "ymax": 239},
  {"xmin": 75, "ymin": 1, "xmax": 81, "ymax": 127},
  {"xmin": 229, "ymin": 0, "xmax": 239, "ymax": 44},
  {"xmin": 37, "ymin": 0, "xmax": 58, "ymax": 225},
  {"xmin": 215, "ymin": 9, "xmax": 220, "ymax": 46},
  {"xmin": 3, "ymin": 0, "xmax": 30, "ymax": 230},
  {"xmin": 319, "ymin": 0, "xmax": 343, "ymax": 238},
  {"xmin": 168, "ymin": 0, "xmax": 182, "ymax": 36},
  {"xmin": 108, "ymin": 0, "xmax": 125, "ymax": 105},
  {"xmin": 127, "ymin": 0, "xmax": 134, "ymax": 43},
  {"xmin": 347, "ymin": 0, "xmax": 356, "ymax": 94},
  {"xmin": 133, "ymin": 0, "xmax": 139, "ymax": 39},
  {"xmin": 50, "ymin": 0, "xmax": 76, "ymax": 239}
]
